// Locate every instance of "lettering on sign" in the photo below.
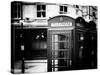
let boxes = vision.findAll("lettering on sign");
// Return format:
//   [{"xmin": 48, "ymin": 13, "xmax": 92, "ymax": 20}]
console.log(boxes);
[{"xmin": 51, "ymin": 22, "xmax": 72, "ymax": 27}]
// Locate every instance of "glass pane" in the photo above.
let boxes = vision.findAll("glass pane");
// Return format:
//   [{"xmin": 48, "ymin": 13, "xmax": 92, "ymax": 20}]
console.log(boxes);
[
  {"xmin": 58, "ymin": 59, "xmax": 67, "ymax": 66},
  {"xmin": 53, "ymin": 35, "xmax": 58, "ymax": 42},
  {"xmin": 37, "ymin": 5, "xmax": 41, "ymax": 11},
  {"xmin": 58, "ymin": 34, "xmax": 66, "ymax": 41},
  {"xmin": 52, "ymin": 60, "xmax": 58, "ymax": 65},
  {"xmin": 52, "ymin": 42, "xmax": 58, "ymax": 50},
  {"xmin": 52, "ymin": 34, "xmax": 70, "ymax": 50},
  {"xmin": 52, "ymin": 51, "xmax": 58, "ymax": 58},
  {"xmin": 52, "ymin": 68, "xmax": 58, "ymax": 71},
  {"xmin": 37, "ymin": 12, "xmax": 41, "ymax": 17},
  {"xmin": 13, "ymin": 4, "xmax": 17, "ymax": 18},
  {"xmin": 59, "ymin": 42, "xmax": 67, "ymax": 49},
  {"xmin": 64, "ymin": 6, "xmax": 67, "ymax": 12},
  {"xmin": 58, "ymin": 59, "xmax": 71, "ymax": 68},
  {"xmin": 58, "ymin": 51, "xmax": 68, "ymax": 58},
  {"xmin": 18, "ymin": 4, "xmax": 21, "ymax": 18},
  {"xmin": 60, "ymin": 6, "xmax": 63, "ymax": 11},
  {"xmin": 42, "ymin": 12, "xmax": 46, "ymax": 17},
  {"xmin": 42, "ymin": 5, "xmax": 46, "ymax": 10},
  {"xmin": 55, "ymin": 68, "xmax": 58, "ymax": 71},
  {"xmin": 52, "ymin": 51, "xmax": 71, "ymax": 59},
  {"xmin": 52, "ymin": 42, "xmax": 69, "ymax": 50},
  {"xmin": 52, "ymin": 59, "xmax": 71, "ymax": 67},
  {"xmin": 60, "ymin": 51, "xmax": 70, "ymax": 58}
]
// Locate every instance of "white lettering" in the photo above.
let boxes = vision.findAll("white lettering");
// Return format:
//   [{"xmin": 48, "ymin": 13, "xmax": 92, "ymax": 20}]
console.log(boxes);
[{"xmin": 51, "ymin": 22, "xmax": 72, "ymax": 27}]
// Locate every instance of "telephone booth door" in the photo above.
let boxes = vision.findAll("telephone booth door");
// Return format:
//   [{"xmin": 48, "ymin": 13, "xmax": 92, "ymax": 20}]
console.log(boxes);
[{"xmin": 48, "ymin": 30, "xmax": 72, "ymax": 71}]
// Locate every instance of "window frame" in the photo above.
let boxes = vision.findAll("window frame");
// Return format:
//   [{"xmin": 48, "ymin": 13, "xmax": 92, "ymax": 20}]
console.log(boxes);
[
  {"xmin": 37, "ymin": 4, "xmax": 46, "ymax": 18},
  {"xmin": 59, "ymin": 5, "xmax": 68, "ymax": 14}
]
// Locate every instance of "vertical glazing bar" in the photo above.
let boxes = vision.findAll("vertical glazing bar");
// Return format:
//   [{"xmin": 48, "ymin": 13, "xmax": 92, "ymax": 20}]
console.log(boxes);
[
  {"xmin": 69, "ymin": 32, "xmax": 70, "ymax": 67},
  {"xmin": 54, "ymin": 34, "xmax": 56, "ymax": 71},
  {"xmin": 68, "ymin": 32, "xmax": 69, "ymax": 66},
  {"xmin": 21, "ymin": 22, "xmax": 25, "ymax": 73},
  {"xmin": 52, "ymin": 34, "xmax": 55, "ymax": 71},
  {"xmin": 68, "ymin": 32, "xmax": 70, "ymax": 68},
  {"xmin": 53, "ymin": 35, "xmax": 55, "ymax": 71},
  {"xmin": 69, "ymin": 31, "xmax": 72, "ymax": 67},
  {"xmin": 54, "ymin": 50, "xmax": 55, "ymax": 71}
]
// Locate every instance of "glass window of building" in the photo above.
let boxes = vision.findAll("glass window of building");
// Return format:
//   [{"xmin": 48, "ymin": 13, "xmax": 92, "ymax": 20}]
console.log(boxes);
[
  {"xmin": 59, "ymin": 6, "xmax": 67, "ymax": 14},
  {"xmin": 11, "ymin": 2, "xmax": 21, "ymax": 19},
  {"xmin": 37, "ymin": 5, "xmax": 46, "ymax": 17}
]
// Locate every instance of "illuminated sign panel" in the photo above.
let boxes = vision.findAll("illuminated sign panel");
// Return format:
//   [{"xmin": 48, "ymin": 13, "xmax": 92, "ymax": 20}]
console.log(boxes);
[{"xmin": 51, "ymin": 22, "xmax": 72, "ymax": 27}]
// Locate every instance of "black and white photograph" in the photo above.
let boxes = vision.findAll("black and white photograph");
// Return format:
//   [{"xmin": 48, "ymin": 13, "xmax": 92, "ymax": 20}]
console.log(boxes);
[{"xmin": 11, "ymin": 0, "xmax": 98, "ymax": 74}]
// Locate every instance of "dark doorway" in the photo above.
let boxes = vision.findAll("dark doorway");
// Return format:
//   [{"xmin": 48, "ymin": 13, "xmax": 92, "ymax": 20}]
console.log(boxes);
[{"xmin": 24, "ymin": 28, "xmax": 47, "ymax": 60}]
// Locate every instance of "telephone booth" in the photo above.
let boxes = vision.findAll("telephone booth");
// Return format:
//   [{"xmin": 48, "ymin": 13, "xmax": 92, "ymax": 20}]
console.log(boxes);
[
  {"xmin": 74, "ymin": 17, "xmax": 88, "ymax": 69},
  {"xmin": 47, "ymin": 16, "xmax": 97, "ymax": 72},
  {"xmin": 47, "ymin": 16, "xmax": 75, "ymax": 71},
  {"xmin": 74, "ymin": 17, "xmax": 97, "ymax": 69}
]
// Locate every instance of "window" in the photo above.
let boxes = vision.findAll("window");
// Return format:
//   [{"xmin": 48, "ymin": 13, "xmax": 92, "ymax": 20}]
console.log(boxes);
[
  {"xmin": 11, "ymin": 2, "xmax": 21, "ymax": 19},
  {"xmin": 59, "ymin": 6, "xmax": 67, "ymax": 14},
  {"xmin": 37, "ymin": 5, "xmax": 46, "ymax": 17}
]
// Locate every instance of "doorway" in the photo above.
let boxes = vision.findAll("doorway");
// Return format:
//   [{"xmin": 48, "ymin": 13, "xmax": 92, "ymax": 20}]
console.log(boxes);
[
  {"xmin": 48, "ymin": 30, "xmax": 72, "ymax": 71},
  {"xmin": 24, "ymin": 28, "xmax": 47, "ymax": 73}
]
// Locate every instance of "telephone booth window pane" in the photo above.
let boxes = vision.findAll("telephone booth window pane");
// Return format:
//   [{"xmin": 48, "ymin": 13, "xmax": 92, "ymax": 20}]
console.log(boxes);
[
  {"xmin": 52, "ymin": 34, "xmax": 70, "ymax": 50},
  {"xmin": 58, "ymin": 34, "xmax": 66, "ymax": 41},
  {"xmin": 52, "ymin": 51, "xmax": 71, "ymax": 59},
  {"xmin": 59, "ymin": 42, "xmax": 68, "ymax": 49}
]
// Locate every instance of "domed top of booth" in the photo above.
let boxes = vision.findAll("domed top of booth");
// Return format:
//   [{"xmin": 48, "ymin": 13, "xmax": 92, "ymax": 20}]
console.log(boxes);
[
  {"xmin": 75, "ymin": 17, "xmax": 86, "ymax": 28},
  {"xmin": 88, "ymin": 21, "xmax": 97, "ymax": 30},
  {"xmin": 48, "ymin": 15, "xmax": 75, "ymax": 27}
]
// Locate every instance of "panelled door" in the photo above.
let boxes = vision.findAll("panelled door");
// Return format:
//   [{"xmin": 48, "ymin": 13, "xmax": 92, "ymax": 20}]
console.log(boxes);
[{"xmin": 50, "ymin": 30, "xmax": 72, "ymax": 71}]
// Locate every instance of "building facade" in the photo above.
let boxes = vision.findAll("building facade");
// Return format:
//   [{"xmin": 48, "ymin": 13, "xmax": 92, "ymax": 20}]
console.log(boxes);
[
  {"xmin": 11, "ymin": 1, "xmax": 97, "ymax": 73},
  {"xmin": 11, "ymin": 1, "xmax": 97, "ymax": 27}
]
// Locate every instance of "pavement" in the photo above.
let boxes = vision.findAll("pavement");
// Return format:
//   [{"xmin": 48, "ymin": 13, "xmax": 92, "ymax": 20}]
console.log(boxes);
[{"xmin": 13, "ymin": 60, "xmax": 47, "ymax": 74}]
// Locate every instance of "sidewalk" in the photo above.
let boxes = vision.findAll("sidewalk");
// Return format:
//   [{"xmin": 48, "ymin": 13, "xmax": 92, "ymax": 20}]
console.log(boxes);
[{"xmin": 13, "ymin": 60, "xmax": 47, "ymax": 74}]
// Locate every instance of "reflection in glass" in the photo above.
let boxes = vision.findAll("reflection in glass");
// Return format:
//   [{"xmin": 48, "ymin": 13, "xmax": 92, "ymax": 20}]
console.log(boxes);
[
  {"xmin": 51, "ymin": 32, "xmax": 72, "ymax": 71},
  {"xmin": 52, "ymin": 34, "xmax": 69, "ymax": 50}
]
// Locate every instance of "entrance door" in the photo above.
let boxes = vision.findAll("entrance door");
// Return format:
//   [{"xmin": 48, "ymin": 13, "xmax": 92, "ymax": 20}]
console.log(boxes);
[
  {"xmin": 49, "ymin": 30, "xmax": 72, "ymax": 71},
  {"xmin": 24, "ymin": 29, "xmax": 47, "ymax": 73}
]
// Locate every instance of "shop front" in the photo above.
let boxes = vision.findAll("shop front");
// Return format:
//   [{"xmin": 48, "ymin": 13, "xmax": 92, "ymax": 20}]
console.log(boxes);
[{"xmin": 11, "ymin": 15, "xmax": 97, "ymax": 73}]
